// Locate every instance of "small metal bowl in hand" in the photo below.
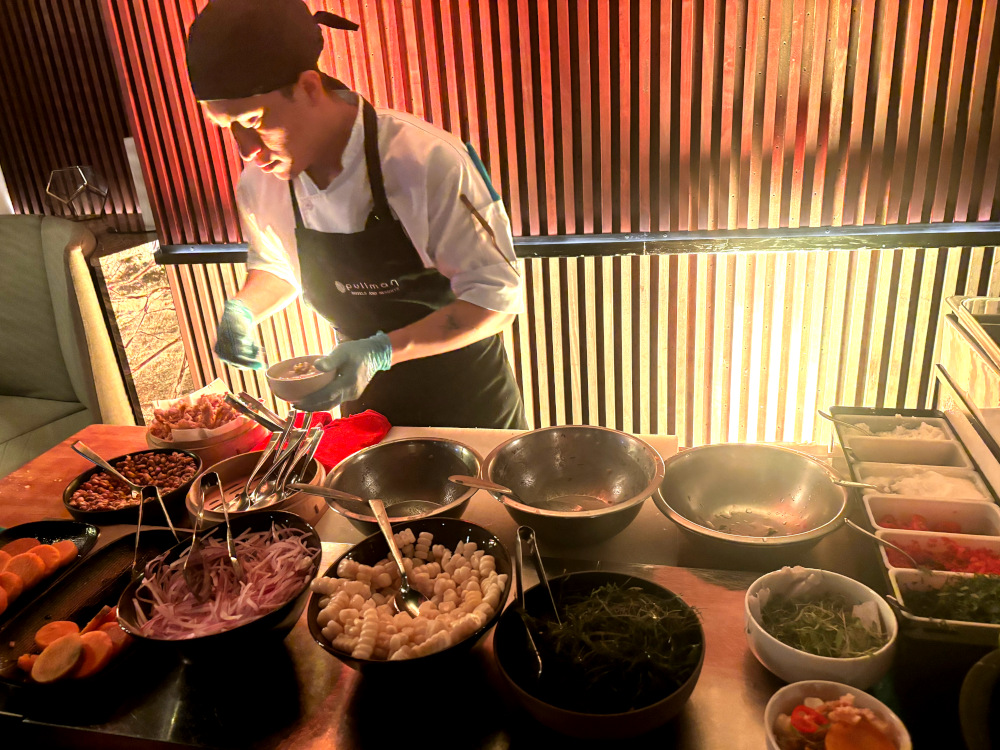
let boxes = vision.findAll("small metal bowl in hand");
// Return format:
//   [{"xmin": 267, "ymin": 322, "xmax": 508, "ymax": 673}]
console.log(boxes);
[
  {"xmin": 307, "ymin": 517, "xmax": 512, "ymax": 674},
  {"xmin": 493, "ymin": 570, "xmax": 705, "ymax": 739},
  {"xmin": 322, "ymin": 438, "xmax": 482, "ymax": 535},
  {"xmin": 481, "ymin": 426, "xmax": 665, "ymax": 546},
  {"xmin": 265, "ymin": 355, "xmax": 334, "ymax": 403},
  {"xmin": 62, "ymin": 448, "xmax": 202, "ymax": 526},
  {"xmin": 653, "ymin": 443, "xmax": 848, "ymax": 562}
]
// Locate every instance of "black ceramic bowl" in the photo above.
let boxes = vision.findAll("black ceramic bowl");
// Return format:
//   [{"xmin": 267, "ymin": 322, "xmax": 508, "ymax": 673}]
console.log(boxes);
[
  {"xmin": 62, "ymin": 448, "xmax": 202, "ymax": 526},
  {"xmin": 307, "ymin": 517, "xmax": 512, "ymax": 674},
  {"xmin": 493, "ymin": 571, "xmax": 705, "ymax": 739},
  {"xmin": 0, "ymin": 520, "xmax": 100, "ymax": 625},
  {"xmin": 116, "ymin": 510, "xmax": 321, "ymax": 656}
]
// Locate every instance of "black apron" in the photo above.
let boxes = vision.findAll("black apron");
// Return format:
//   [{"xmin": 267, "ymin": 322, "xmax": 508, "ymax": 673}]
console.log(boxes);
[{"xmin": 291, "ymin": 100, "xmax": 527, "ymax": 429}]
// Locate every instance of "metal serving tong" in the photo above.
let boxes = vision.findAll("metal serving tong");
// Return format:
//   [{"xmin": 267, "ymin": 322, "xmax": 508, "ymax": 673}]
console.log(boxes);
[
  {"xmin": 70, "ymin": 441, "xmax": 181, "ymax": 580},
  {"xmin": 183, "ymin": 470, "xmax": 221, "ymax": 601},
  {"xmin": 216, "ymin": 470, "xmax": 245, "ymax": 583},
  {"xmin": 515, "ymin": 525, "xmax": 560, "ymax": 679},
  {"xmin": 224, "ymin": 392, "xmax": 289, "ymax": 433}
]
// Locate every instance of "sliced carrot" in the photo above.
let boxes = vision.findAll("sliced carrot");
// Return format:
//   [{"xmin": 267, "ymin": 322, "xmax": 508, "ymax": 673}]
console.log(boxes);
[
  {"xmin": 101, "ymin": 606, "xmax": 120, "ymax": 626},
  {"xmin": 99, "ymin": 622, "xmax": 131, "ymax": 655},
  {"xmin": 0, "ymin": 549, "xmax": 10, "ymax": 572},
  {"xmin": 80, "ymin": 605, "xmax": 112, "ymax": 634},
  {"xmin": 5, "ymin": 553, "xmax": 46, "ymax": 589},
  {"xmin": 31, "ymin": 544, "xmax": 61, "ymax": 576},
  {"xmin": 35, "ymin": 620, "xmax": 81, "ymax": 649},
  {"xmin": 0, "ymin": 572, "xmax": 24, "ymax": 603},
  {"xmin": 31, "ymin": 634, "xmax": 83, "ymax": 684},
  {"xmin": 52, "ymin": 539, "xmax": 79, "ymax": 567},
  {"xmin": 17, "ymin": 653, "xmax": 38, "ymax": 673},
  {"xmin": 1, "ymin": 538, "xmax": 40, "ymax": 556},
  {"xmin": 0, "ymin": 586, "xmax": 6, "ymax": 616},
  {"xmin": 74, "ymin": 630, "xmax": 114, "ymax": 678}
]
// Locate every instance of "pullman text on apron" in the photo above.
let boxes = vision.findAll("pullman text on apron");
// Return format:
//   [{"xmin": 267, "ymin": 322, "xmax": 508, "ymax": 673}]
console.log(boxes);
[{"xmin": 291, "ymin": 100, "xmax": 527, "ymax": 429}]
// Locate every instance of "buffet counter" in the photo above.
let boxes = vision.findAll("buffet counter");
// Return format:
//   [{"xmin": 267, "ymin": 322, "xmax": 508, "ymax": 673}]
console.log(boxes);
[{"xmin": 0, "ymin": 424, "xmax": 921, "ymax": 749}]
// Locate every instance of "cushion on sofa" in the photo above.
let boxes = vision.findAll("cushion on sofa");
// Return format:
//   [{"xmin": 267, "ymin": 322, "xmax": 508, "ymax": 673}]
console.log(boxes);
[
  {"xmin": 0, "ymin": 396, "xmax": 92, "ymax": 478},
  {"xmin": 0, "ymin": 215, "xmax": 79, "ymax": 402}
]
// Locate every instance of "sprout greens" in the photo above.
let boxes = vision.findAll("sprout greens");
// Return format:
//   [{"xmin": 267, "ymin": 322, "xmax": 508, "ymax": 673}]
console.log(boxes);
[
  {"xmin": 760, "ymin": 592, "xmax": 888, "ymax": 658},
  {"xmin": 525, "ymin": 582, "xmax": 703, "ymax": 714}
]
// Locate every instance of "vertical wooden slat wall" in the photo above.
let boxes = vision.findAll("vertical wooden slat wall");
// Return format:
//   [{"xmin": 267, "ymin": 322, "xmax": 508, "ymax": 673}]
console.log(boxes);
[
  {"xmin": 92, "ymin": 0, "xmax": 1000, "ymax": 444},
  {"xmin": 0, "ymin": 0, "xmax": 141, "ymax": 223}
]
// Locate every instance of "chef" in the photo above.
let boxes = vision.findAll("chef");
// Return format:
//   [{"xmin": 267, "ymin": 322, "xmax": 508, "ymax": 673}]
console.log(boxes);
[{"xmin": 185, "ymin": 0, "xmax": 527, "ymax": 429}]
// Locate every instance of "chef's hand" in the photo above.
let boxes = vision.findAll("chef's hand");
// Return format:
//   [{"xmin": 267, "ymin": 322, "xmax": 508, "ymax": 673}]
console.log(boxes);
[
  {"xmin": 294, "ymin": 331, "xmax": 393, "ymax": 411},
  {"xmin": 214, "ymin": 299, "xmax": 265, "ymax": 370}
]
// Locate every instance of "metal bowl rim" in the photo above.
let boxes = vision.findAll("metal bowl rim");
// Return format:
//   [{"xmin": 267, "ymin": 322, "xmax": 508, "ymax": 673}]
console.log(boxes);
[
  {"xmin": 321, "ymin": 437, "xmax": 484, "ymax": 524},
  {"xmin": 481, "ymin": 425, "xmax": 666, "ymax": 519},
  {"xmin": 653, "ymin": 443, "xmax": 849, "ymax": 547}
]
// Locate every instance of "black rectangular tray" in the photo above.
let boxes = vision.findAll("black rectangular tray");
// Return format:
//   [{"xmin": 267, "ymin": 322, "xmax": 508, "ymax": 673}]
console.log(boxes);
[
  {"xmin": 0, "ymin": 529, "xmax": 180, "ymax": 724},
  {"xmin": 0, "ymin": 520, "xmax": 100, "ymax": 627}
]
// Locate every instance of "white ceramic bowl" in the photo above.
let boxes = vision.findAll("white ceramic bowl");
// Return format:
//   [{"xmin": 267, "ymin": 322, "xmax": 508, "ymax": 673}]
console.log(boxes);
[
  {"xmin": 764, "ymin": 680, "xmax": 912, "ymax": 750},
  {"xmin": 265, "ymin": 355, "xmax": 334, "ymax": 403},
  {"xmin": 745, "ymin": 567, "xmax": 898, "ymax": 689}
]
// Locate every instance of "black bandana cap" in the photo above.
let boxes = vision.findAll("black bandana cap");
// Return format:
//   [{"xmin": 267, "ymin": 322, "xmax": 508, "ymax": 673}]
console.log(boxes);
[{"xmin": 186, "ymin": 0, "xmax": 358, "ymax": 101}]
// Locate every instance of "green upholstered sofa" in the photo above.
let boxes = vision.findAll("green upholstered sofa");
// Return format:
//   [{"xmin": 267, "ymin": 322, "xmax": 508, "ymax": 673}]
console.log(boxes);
[{"xmin": 0, "ymin": 215, "xmax": 134, "ymax": 478}]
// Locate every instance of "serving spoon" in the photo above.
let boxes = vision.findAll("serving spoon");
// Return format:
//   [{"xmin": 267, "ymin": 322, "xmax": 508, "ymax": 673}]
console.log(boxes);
[
  {"xmin": 288, "ymin": 484, "xmax": 440, "ymax": 518},
  {"xmin": 71, "ymin": 441, "xmax": 180, "ymax": 542},
  {"xmin": 448, "ymin": 475, "xmax": 607, "ymax": 512},
  {"xmin": 368, "ymin": 498, "xmax": 429, "ymax": 618}
]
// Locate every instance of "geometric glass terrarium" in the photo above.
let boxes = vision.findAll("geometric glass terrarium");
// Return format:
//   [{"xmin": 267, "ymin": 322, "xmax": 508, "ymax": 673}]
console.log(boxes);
[{"xmin": 45, "ymin": 166, "xmax": 109, "ymax": 218}]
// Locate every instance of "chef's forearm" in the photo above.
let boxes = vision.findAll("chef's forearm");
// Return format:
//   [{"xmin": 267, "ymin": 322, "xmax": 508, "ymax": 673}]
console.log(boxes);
[
  {"xmin": 386, "ymin": 300, "xmax": 515, "ymax": 365},
  {"xmin": 234, "ymin": 269, "xmax": 298, "ymax": 322}
]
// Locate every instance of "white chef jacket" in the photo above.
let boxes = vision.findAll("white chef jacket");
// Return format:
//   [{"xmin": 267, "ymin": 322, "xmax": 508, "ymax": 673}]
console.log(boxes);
[{"xmin": 236, "ymin": 92, "xmax": 522, "ymax": 315}]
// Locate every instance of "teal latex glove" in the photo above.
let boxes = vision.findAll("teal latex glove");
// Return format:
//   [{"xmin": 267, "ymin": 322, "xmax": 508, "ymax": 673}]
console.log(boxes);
[
  {"xmin": 214, "ymin": 299, "xmax": 264, "ymax": 370},
  {"xmin": 294, "ymin": 331, "xmax": 393, "ymax": 411}
]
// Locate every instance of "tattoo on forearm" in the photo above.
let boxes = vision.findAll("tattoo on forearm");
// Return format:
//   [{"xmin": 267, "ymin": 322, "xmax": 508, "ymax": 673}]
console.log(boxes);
[{"xmin": 443, "ymin": 311, "xmax": 462, "ymax": 333}]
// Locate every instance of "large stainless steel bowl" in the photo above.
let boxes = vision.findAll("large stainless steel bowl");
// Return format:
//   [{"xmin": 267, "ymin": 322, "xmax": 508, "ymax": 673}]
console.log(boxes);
[
  {"xmin": 654, "ymin": 443, "xmax": 848, "ymax": 551},
  {"xmin": 481, "ymin": 426, "xmax": 665, "ymax": 545},
  {"xmin": 323, "ymin": 438, "xmax": 482, "ymax": 535}
]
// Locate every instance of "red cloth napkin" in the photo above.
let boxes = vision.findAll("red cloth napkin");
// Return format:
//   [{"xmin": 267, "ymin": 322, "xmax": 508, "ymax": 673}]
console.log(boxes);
[{"xmin": 253, "ymin": 409, "xmax": 391, "ymax": 470}]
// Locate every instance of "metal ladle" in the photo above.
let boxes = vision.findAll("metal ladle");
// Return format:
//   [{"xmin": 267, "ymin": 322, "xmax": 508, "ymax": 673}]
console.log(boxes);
[
  {"xmin": 368, "ymin": 498, "xmax": 429, "ymax": 618},
  {"xmin": 448, "ymin": 475, "xmax": 606, "ymax": 512},
  {"xmin": 818, "ymin": 410, "xmax": 876, "ymax": 437},
  {"xmin": 842, "ymin": 518, "xmax": 925, "ymax": 569}
]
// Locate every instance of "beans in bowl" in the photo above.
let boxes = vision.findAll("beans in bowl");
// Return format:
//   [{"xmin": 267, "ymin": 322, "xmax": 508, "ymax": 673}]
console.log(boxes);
[{"xmin": 69, "ymin": 452, "xmax": 197, "ymax": 511}]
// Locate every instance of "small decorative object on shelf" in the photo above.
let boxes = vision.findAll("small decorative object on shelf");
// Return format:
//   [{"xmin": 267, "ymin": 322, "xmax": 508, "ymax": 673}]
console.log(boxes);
[{"xmin": 45, "ymin": 166, "xmax": 109, "ymax": 219}]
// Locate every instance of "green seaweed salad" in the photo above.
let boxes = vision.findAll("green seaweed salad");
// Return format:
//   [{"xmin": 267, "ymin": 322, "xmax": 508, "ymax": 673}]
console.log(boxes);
[
  {"xmin": 525, "ymin": 582, "xmax": 703, "ymax": 714},
  {"xmin": 760, "ymin": 592, "xmax": 888, "ymax": 658},
  {"xmin": 903, "ymin": 574, "xmax": 1000, "ymax": 624}
]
